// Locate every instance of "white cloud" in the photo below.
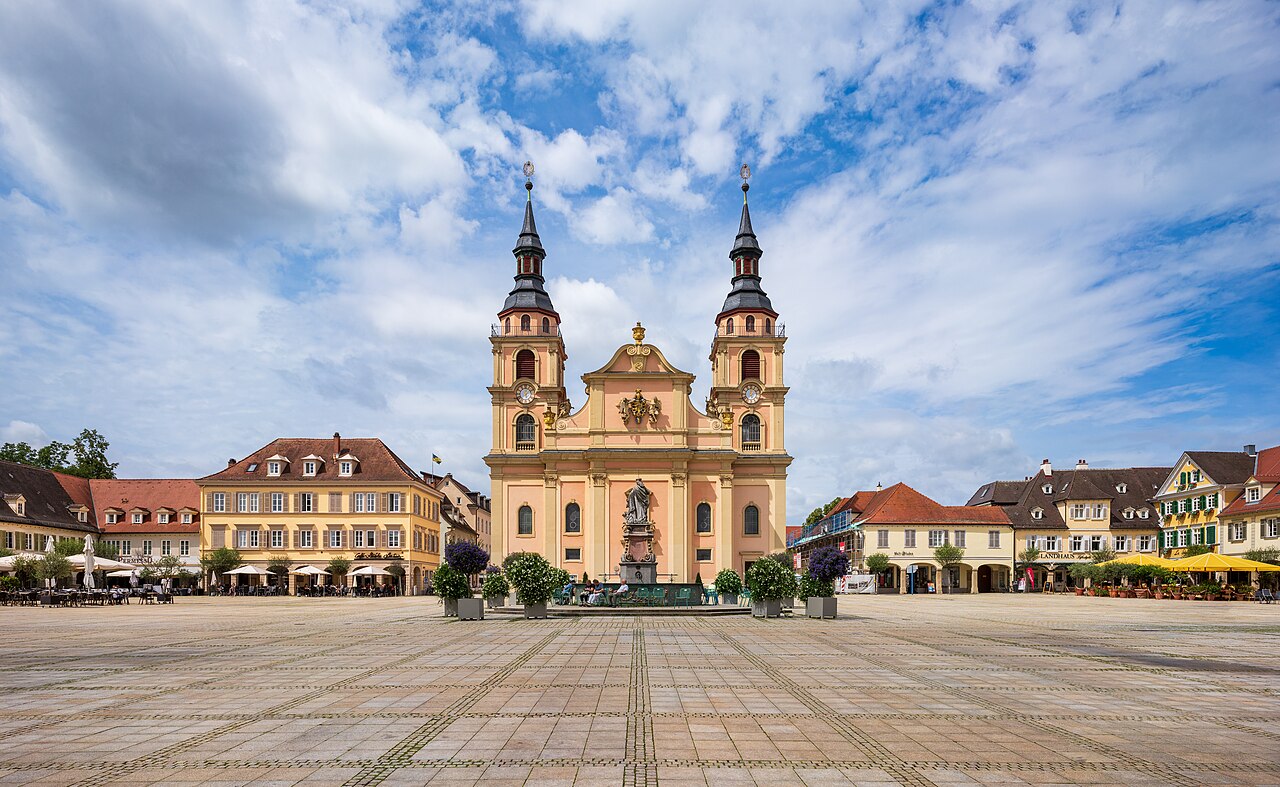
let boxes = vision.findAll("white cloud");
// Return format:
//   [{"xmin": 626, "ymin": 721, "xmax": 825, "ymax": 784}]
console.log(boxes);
[
  {"xmin": 570, "ymin": 188, "xmax": 654, "ymax": 244},
  {"xmin": 0, "ymin": 420, "xmax": 48, "ymax": 444}
]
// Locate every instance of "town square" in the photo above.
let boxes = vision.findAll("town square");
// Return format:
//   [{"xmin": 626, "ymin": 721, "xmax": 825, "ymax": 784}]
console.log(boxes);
[{"xmin": 2, "ymin": 2, "xmax": 1279, "ymax": 786}]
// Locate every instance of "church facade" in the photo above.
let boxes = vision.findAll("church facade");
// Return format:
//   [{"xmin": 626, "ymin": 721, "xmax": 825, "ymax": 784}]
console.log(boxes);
[{"xmin": 485, "ymin": 175, "xmax": 791, "ymax": 583}]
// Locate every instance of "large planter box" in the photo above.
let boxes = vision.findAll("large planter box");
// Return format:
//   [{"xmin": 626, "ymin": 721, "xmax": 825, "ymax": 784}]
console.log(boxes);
[
  {"xmin": 721, "ymin": 593, "xmax": 739, "ymax": 606},
  {"xmin": 457, "ymin": 598, "xmax": 484, "ymax": 620},
  {"xmin": 807, "ymin": 596, "xmax": 837, "ymax": 619},
  {"xmin": 751, "ymin": 599, "xmax": 783, "ymax": 618},
  {"xmin": 486, "ymin": 595, "xmax": 504, "ymax": 609},
  {"xmin": 524, "ymin": 602, "xmax": 549, "ymax": 619},
  {"xmin": 443, "ymin": 598, "xmax": 458, "ymax": 617},
  {"xmin": 508, "ymin": 593, "xmax": 520, "ymax": 607}
]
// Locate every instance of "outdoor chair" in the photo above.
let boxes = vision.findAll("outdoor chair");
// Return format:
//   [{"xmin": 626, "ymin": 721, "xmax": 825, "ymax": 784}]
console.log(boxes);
[
  {"xmin": 703, "ymin": 585, "xmax": 718, "ymax": 605},
  {"xmin": 739, "ymin": 588, "xmax": 752, "ymax": 607},
  {"xmin": 1257, "ymin": 589, "xmax": 1275, "ymax": 604},
  {"xmin": 673, "ymin": 587, "xmax": 693, "ymax": 607}
]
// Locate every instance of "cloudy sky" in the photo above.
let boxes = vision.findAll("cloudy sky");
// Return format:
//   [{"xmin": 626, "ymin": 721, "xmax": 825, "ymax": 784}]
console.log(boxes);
[{"xmin": 1, "ymin": 1, "xmax": 1277, "ymax": 516}]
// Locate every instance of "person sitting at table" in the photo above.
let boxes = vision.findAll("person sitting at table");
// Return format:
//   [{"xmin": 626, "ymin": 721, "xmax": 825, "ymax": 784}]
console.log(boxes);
[
  {"xmin": 586, "ymin": 582, "xmax": 605, "ymax": 605},
  {"xmin": 560, "ymin": 579, "xmax": 575, "ymax": 604}
]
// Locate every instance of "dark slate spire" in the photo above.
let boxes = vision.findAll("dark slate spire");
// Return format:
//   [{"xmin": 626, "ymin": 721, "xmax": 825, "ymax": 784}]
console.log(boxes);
[
  {"xmin": 719, "ymin": 178, "xmax": 775, "ymax": 316},
  {"xmin": 501, "ymin": 173, "xmax": 557, "ymax": 315}
]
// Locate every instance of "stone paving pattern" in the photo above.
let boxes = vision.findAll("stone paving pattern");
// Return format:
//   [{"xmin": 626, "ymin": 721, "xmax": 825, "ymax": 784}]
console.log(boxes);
[{"xmin": 1, "ymin": 595, "xmax": 1278, "ymax": 786}]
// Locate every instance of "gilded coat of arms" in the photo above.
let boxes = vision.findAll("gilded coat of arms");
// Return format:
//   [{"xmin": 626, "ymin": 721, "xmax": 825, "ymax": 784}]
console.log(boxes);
[{"xmin": 618, "ymin": 389, "xmax": 661, "ymax": 426}]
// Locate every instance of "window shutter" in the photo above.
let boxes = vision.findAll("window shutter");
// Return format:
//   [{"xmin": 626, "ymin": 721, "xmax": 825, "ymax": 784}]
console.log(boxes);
[
  {"xmin": 1157, "ymin": 530, "xmax": 1165, "ymax": 550},
  {"xmin": 205, "ymin": 493, "xmax": 214, "ymax": 511},
  {"xmin": 292, "ymin": 493, "xmax": 299, "ymax": 513},
  {"xmin": 380, "ymin": 493, "xmax": 389, "ymax": 513},
  {"xmin": 1205, "ymin": 525, "xmax": 1215, "ymax": 545},
  {"xmin": 351, "ymin": 492, "xmax": 358, "ymax": 512}
]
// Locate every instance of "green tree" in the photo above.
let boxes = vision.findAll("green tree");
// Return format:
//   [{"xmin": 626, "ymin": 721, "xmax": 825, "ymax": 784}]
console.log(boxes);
[
  {"xmin": 0, "ymin": 429, "xmax": 117, "ymax": 478},
  {"xmin": 803, "ymin": 497, "xmax": 843, "ymax": 527},
  {"xmin": 200, "ymin": 547, "xmax": 243, "ymax": 581},
  {"xmin": 864, "ymin": 553, "xmax": 891, "ymax": 575},
  {"xmin": 12, "ymin": 555, "xmax": 38, "ymax": 589},
  {"xmin": 933, "ymin": 544, "xmax": 965, "ymax": 594},
  {"xmin": 53, "ymin": 537, "xmax": 118, "ymax": 560},
  {"xmin": 1244, "ymin": 547, "xmax": 1280, "ymax": 565},
  {"xmin": 1016, "ymin": 546, "xmax": 1041, "ymax": 568},
  {"xmin": 154, "ymin": 555, "xmax": 185, "ymax": 584},
  {"xmin": 36, "ymin": 552, "xmax": 73, "ymax": 588},
  {"xmin": 326, "ymin": 557, "xmax": 352, "ymax": 586},
  {"xmin": 1090, "ymin": 547, "xmax": 1117, "ymax": 564},
  {"xmin": 434, "ymin": 563, "xmax": 471, "ymax": 600},
  {"xmin": 1184, "ymin": 544, "xmax": 1212, "ymax": 557}
]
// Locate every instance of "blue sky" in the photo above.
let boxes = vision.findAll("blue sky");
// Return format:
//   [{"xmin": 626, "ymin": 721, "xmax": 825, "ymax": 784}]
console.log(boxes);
[{"xmin": 0, "ymin": 1, "xmax": 1277, "ymax": 517}]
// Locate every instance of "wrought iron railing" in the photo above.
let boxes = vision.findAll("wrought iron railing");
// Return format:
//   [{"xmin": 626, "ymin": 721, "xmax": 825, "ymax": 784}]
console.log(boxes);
[
  {"xmin": 713, "ymin": 323, "xmax": 785, "ymax": 339},
  {"xmin": 492, "ymin": 324, "xmax": 561, "ymax": 337}
]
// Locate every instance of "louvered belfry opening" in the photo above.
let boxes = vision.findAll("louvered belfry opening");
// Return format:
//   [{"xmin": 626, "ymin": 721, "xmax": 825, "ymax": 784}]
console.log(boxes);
[
  {"xmin": 515, "ymin": 349, "xmax": 535, "ymax": 380},
  {"xmin": 741, "ymin": 349, "xmax": 761, "ymax": 381}
]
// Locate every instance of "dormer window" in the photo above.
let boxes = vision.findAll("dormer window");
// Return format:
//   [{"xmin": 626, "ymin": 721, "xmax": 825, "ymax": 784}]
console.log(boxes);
[
  {"xmin": 265, "ymin": 454, "xmax": 289, "ymax": 476},
  {"xmin": 1137, "ymin": 508, "xmax": 1149, "ymax": 519},
  {"xmin": 5, "ymin": 495, "xmax": 25, "ymax": 516},
  {"xmin": 77, "ymin": 510, "xmax": 87, "ymax": 522},
  {"xmin": 267, "ymin": 461, "xmax": 281, "ymax": 476},
  {"xmin": 303, "ymin": 461, "xmax": 317, "ymax": 476},
  {"xmin": 339, "ymin": 460, "xmax": 353, "ymax": 476},
  {"xmin": 1116, "ymin": 483, "xmax": 1127, "ymax": 494},
  {"xmin": 1123, "ymin": 508, "xmax": 1134, "ymax": 520},
  {"xmin": 106, "ymin": 512, "xmax": 119, "ymax": 524},
  {"xmin": 1247, "ymin": 486, "xmax": 1262, "ymax": 503},
  {"xmin": 181, "ymin": 513, "xmax": 193, "ymax": 524},
  {"xmin": 1031, "ymin": 507, "xmax": 1044, "ymax": 520},
  {"xmin": 157, "ymin": 513, "xmax": 171, "ymax": 524},
  {"xmin": 132, "ymin": 513, "xmax": 144, "ymax": 524},
  {"xmin": 1042, "ymin": 484, "xmax": 1052, "ymax": 494}
]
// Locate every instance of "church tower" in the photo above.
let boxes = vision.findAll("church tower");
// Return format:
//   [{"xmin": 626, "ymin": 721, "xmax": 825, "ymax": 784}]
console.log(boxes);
[{"xmin": 489, "ymin": 171, "xmax": 569, "ymax": 457}]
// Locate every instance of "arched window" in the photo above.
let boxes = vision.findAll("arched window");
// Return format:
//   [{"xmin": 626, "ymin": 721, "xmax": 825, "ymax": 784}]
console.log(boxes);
[
  {"xmin": 517, "ymin": 505, "xmax": 533, "ymax": 535},
  {"xmin": 515, "ymin": 349, "xmax": 535, "ymax": 380},
  {"xmin": 515, "ymin": 414, "xmax": 536, "ymax": 450},
  {"xmin": 740, "ymin": 414, "xmax": 761, "ymax": 450},
  {"xmin": 764, "ymin": 318, "xmax": 772, "ymax": 334},
  {"xmin": 740, "ymin": 349, "xmax": 761, "ymax": 381},
  {"xmin": 504, "ymin": 317, "xmax": 511, "ymax": 334},
  {"xmin": 726, "ymin": 317, "xmax": 734, "ymax": 334},
  {"xmin": 696, "ymin": 502, "xmax": 712, "ymax": 533},
  {"xmin": 745, "ymin": 315, "xmax": 755, "ymax": 333},
  {"xmin": 541, "ymin": 316, "xmax": 550, "ymax": 335},
  {"xmin": 520, "ymin": 314, "xmax": 531, "ymax": 332},
  {"xmin": 744, "ymin": 504, "xmax": 760, "ymax": 536},
  {"xmin": 565, "ymin": 502, "xmax": 581, "ymax": 533}
]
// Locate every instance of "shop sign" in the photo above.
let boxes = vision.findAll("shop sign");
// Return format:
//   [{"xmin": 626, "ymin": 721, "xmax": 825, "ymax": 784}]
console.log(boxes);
[
  {"xmin": 122, "ymin": 556, "xmax": 154, "ymax": 565},
  {"xmin": 354, "ymin": 552, "xmax": 403, "ymax": 560}
]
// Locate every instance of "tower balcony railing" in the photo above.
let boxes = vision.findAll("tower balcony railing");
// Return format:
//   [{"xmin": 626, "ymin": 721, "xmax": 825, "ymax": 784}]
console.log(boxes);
[
  {"xmin": 492, "ymin": 324, "xmax": 561, "ymax": 337},
  {"xmin": 713, "ymin": 322, "xmax": 785, "ymax": 339},
  {"xmin": 741, "ymin": 441, "xmax": 762, "ymax": 452}
]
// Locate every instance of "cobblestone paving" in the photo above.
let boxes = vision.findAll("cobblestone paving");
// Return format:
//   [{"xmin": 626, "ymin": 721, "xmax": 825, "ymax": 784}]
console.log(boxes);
[{"xmin": 1, "ymin": 595, "xmax": 1278, "ymax": 785}]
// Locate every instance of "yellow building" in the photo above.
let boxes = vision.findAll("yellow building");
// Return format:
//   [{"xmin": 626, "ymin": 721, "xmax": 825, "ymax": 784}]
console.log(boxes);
[
  {"xmin": 199, "ymin": 434, "xmax": 444, "ymax": 594},
  {"xmin": 968, "ymin": 460, "xmax": 1167, "ymax": 588},
  {"xmin": 1153, "ymin": 450, "xmax": 1254, "ymax": 557},
  {"xmin": 486, "ymin": 176, "xmax": 790, "ymax": 583}
]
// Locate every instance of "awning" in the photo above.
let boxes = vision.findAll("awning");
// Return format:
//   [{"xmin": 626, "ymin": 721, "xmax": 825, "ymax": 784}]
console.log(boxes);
[{"xmin": 1167, "ymin": 553, "xmax": 1280, "ymax": 572}]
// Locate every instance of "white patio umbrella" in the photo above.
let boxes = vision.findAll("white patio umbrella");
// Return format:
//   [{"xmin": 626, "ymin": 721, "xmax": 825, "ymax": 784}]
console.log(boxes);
[
  {"xmin": 44, "ymin": 535, "xmax": 55, "ymax": 553},
  {"xmin": 106, "ymin": 570, "xmax": 138, "ymax": 578},
  {"xmin": 349, "ymin": 566, "xmax": 391, "ymax": 577},
  {"xmin": 291, "ymin": 565, "xmax": 330, "ymax": 575},
  {"xmin": 0, "ymin": 553, "xmax": 42, "ymax": 571},
  {"xmin": 66, "ymin": 554, "xmax": 135, "ymax": 572},
  {"xmin": 224, "ymin": 565, "xmax": 270, "ymax": 575},
  {"xmin": 83, "ymin": 534, "xmax": 96, "ymax": 590}
]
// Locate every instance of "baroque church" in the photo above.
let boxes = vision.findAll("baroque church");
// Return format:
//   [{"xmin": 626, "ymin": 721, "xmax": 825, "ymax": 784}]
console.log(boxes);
[{"xmin": 485, "ymin": 171, "xmax": 790, "ymax": 583}]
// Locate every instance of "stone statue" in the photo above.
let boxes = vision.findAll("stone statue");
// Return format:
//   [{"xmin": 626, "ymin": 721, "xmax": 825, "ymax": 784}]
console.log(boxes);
[{"xmin": 624, "ymin": 479, "xmax": 650, "ymax": 524}]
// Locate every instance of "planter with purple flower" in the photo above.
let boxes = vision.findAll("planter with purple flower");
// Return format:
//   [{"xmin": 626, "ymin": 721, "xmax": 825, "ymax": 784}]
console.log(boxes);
[
  {"xmin": 443, "ymin": 541, "xmax": 490, "ymax": 620},
  {"xmin": 805, "ymin": 545, "xmax": 849, "ymax": 619}
]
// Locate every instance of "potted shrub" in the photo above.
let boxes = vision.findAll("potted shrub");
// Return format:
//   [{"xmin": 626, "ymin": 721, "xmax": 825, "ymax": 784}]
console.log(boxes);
[
  {"xmin": 505, "ymin": 552, "xmax": 555, "ymax": 619},
  {"xmin": 434, "ymin": 563, "xmax": 470, "ymax": 617},
  {"xmin": 746, "ymin": 555, "xmax": 796, "ymax": 618},
  {"xmin": 804, "ymin": 545, "xmax": 848, "ymax": 619},
  {"xmin": 714, "ymin": 568, "xmax": 742, "ymax": 605},
  {"xmin": 443, "ymin": 541, "xmax": 490, "ymax": 620},
  {"xmin": 482, "ymin": 568, "xmax": 509, "ymax": 609}
]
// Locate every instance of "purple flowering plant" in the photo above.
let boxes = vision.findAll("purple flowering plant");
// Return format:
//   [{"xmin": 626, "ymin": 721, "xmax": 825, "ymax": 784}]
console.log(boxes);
[{"xmin": 444, "ymin": 540, "xmax": 490, "ymax": 575}]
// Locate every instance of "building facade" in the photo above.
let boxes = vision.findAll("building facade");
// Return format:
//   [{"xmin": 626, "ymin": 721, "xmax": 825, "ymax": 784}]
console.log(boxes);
[
  {"xmin": 968, "ymin": 460, "xmax": 1168, "ymax": 588},
  {"xmin": 1152, "ymin": 449, "xmax": 1254, "ymax": 557},
  {"xmin": 486, "ymin": 177, "xmax": 791, "ymax": 582},
  {"xmin": 0, "ymin": 460, "xmax": 100, "ymax": 552},
  {"xmin": 199, "ymin": 434, "xmax": 444, "ymax": 593},
  {"xmin": 425, "ymin": 472, "xmax": 491, "ymax": 552},
  {"xmin": 1199, "ymin": 445, "xmax": 1279, "ymax": 558},
  {"xmin": 92, "ymin": 479, "xmax": 201, "ymax": 572}
]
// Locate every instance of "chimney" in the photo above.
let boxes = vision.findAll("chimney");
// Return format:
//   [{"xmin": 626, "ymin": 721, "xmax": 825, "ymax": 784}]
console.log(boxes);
[
  {"xmin": 875, "ymin": 481, "xmax": 883, "ymax": 492},
  {"xmin": 1040, "ymin": 459, "xmax": 1052, "ymax": 477},
  {"xmin": 1244, "ymin": 444, "xmax": 1257, "ymax": 456},
  {"xmin": 333, "ymin": 432, "xmax": 341, "ymax": 459},
  {"xmin": 1076, "ymin": 459, "xmax": 1088, "ymax": 470},
  {"xmin": 227, "ymin": 458, "xmax": 236, "ymax": 467}
]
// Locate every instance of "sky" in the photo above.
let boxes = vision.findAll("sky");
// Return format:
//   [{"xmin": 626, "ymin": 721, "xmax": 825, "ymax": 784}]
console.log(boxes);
[{"xmin": 1, "ymin": 0, "xmax": 1277, "ymax": 519}]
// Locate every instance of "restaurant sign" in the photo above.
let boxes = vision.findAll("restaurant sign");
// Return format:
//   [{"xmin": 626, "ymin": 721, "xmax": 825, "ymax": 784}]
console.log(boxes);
[{"xmin": 354, "ymin": 552, "xmax": 403, "ymax": 560}]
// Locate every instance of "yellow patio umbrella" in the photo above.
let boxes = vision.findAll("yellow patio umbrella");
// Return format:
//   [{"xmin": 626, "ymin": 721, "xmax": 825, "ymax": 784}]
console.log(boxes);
[
  {"xmin": 1166, "ymin": 553, "xmax": 1280, "ymax": 572},
  {"xmin": 1097, "ymin": 554, "xmax": 1176, "ymax": 568}
]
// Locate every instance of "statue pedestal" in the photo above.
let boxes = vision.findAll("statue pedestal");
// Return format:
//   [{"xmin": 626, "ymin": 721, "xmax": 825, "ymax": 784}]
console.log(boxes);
[{"xmin": 619, "ymin": 561, "xmax": 657, "ymax": 585}]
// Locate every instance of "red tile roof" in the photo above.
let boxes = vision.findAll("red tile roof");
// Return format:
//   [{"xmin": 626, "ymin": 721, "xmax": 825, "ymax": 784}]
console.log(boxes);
[
  {"xmin": 858, "ymin": 483, "xmax": 1010, "ymax": 526},
  {"xmin": 1221, "ymin": 484, "xmax": 1280, "ymax": 518},
  {"xmin": 203, "ymin": 437, "xmax": 421, "ymax": 484},
  {"xmin": 90, "ymin": 479, "xmax": 201, "ymax": 533},
  {"xmin": 1253, "ymin": 445, "xmax": 1280, "ymax": 483}
]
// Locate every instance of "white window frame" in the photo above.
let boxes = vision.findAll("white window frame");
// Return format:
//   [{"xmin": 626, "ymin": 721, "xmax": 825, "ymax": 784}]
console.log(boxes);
[
  {"xmin": 142, "ymin": 540, "xmax": 153, "ymax": 556},
  {"xmin": 365, "ymin": 492, "xmax": 377, "ymax": 513},
  {"xmin": 1113, "ymin": 535, "xmax": 1128, "ymax": 552},
  {"xmin": 928, "ymin": 530, "xmax": 946, "ymax": 548},
  {"xmin": 1178, "ymin": 529, "xmax": 1189, "ymax": 547},
  {"xmin": 877, "ymin": 529, "xmax": 889, "ymax": 549},
  {"xmin": 1045, "ymin": 536, "xmax": 1061, "ymax": 551},
  {"xmin": 1093, "ymin": 504, "xmax": 1107, "ymax": 520},
  {"xmin": 387, "ymin": 529, "xmax": 401, "ymax": 548},
  {"xmin": 249, "ymin": 530, "xmax": 260, "ymax": 548},
  {"xmin": 161, "ymin": 540, "xmax": 171, "ymax": 556},
  {"xmin": 1070, "ymin": 535, "xmax": 1085, "ymax": 552},
  {"xmin": 271, "ymin": 493, "xmax": 284, "ymax": 513},
  {"xmin": 988, "ymin": 530, "xmax": 1000, "ymax": 548},
  {"xmin": 1138, "ymin": 535, "xmax": 1153, "ymax": 552},
  {"xmin": 271, "ymin": 529, "xmax": 283, "ymax": 548},
  {"xmin": 1229, "ymin": 523, "xmax": 1246, "ymax": 542},
  {"xmin": 1247, "ymin": 486, "xmax": 1262, "ymax": 503},
  {"xmin": 248, "ymin": 493, "xmax": 260, "ymax": 513},
  {"xmin": 303, "ymin": 460, "xmax": 318, "ymax": 476},
  {"xmin": 267, "ymin": 461, "xmax": 281, "ymax": 477},
  {"xmin": 904, "ymin": 529, "xmax": 916, "ymax": 548},
  {"xmin": 1190, "ymin": 529, "xmax": 1202, "ymax": 546},
  {"xmin": 1070, "ymin": 504, "xmax": 1087, "ymax": 520},
  {"xmin": 213, "ymin": 493, "xmax": 226, "ymax": 513},
  {"xmin": 354, "ymin": 494, "xmax": 366, "ymax": 513},
  {"xmin": 300, "ymin": 493, "xmax": 314, "ymax": 513},
  {"xmin": 1137, "ymin": 508, "xmax": 1149, "ymax": 520},
  {"xmin": 1031, "ymin": 508, "xmax": 1044, "ymax": 520},
  {"xmin": 388, "ymin": 493, "xmax": 402, "ymax": 513},
  {"xmin": 1264, "ymin": 520, "xmax": 1279, "ymax": 539},
  {"xmin": 120, "ymin": 540, "xmax": 131, "ymax": 555},
  {"xmin": 339, "ymin": 460, "xmax": 353, "ymax": 477},
  {"xmin": 329, "ymin": 529, "xmax": 343, "ymax": 548},
  {"xmin": 953, "ymin": 530, "xmax": 966, "ymax": 548},
  {"xmin": 106, "ymin": 512, "xmax": 119, "ymax": 524},
  {"xmin": 131, "ymin": 513, "xmax": 144, "ymax": 525},
  {"xmin": 158, "ymin": 512, "xmax": 171, "ymax": 524},
  {"xmin": 354, "ymin": 530, "xmax": 365, "ymax": 548},
  {"xmin": 179, "ymin": 540, "xmax": 190, "ymax": 556},
  {"xmin": 365, "ymin": 529, "xmax": 376, "ymax": 548},
  {"xmin": 237, "ymin": 492, "xmax": 248, "ymax": 513}
]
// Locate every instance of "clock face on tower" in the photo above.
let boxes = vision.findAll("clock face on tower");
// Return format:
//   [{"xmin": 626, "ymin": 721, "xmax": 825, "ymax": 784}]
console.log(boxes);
[
  {"xmin": 742, "ymin": 384, "xmax": 761, "ymax": 404},
  {"xmin": 515, "ymin": 384, "xmax": 535, "ymax": 404}
]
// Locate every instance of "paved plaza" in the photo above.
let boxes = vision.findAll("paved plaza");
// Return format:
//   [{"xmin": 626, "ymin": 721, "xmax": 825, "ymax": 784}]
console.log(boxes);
[{"xmin": 1, "ymin": 596, "xmax": 1278, "ymax": 786}]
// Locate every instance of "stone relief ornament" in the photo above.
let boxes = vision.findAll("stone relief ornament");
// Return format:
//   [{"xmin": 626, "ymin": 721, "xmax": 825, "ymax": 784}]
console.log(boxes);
[
  {"xmin": 542, "ymin": 400, "xmax": 571, "ymax": 428},
  {"xmin": 627, "ymin": 322, "xmax": 651, "ymax": 371},
  {"xmin": 618, "ymin": 389, "xmax": 661, "ymax": 426}
]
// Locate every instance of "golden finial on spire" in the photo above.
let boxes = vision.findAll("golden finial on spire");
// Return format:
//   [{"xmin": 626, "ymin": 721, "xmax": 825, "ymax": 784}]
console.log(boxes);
[{"xmin": 632, "ymin": 322, "xmax": 646, "ymax": 344}]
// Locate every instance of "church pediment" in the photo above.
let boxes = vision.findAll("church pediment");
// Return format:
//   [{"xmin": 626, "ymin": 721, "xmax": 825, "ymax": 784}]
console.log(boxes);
[{"xmin": 582, "ymin": 323, "xmax": 695, "ymax": 382}]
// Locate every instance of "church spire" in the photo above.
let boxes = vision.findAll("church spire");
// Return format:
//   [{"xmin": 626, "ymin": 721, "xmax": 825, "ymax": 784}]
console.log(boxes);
[
  {"xmin": 717, "ymin": 165, "xmax": 775, "ymax": 318},
  {"xmin": 500, "ymin": 162, "xmax": 557, "ymax": 316}
]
